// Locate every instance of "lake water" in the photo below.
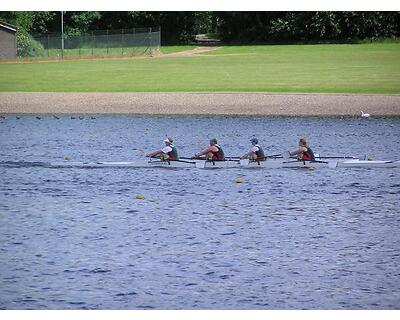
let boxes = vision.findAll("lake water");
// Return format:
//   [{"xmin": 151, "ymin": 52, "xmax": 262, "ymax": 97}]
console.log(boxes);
[{"xmin": 0, "ymin": 115, "xmax": 399, "ymax": 309}]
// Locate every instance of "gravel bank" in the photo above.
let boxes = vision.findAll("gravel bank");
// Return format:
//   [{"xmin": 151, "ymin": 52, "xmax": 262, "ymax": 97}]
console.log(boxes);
[{"xmin": 1, "ymin": 92, "xmax": 399, "ymax": 116}]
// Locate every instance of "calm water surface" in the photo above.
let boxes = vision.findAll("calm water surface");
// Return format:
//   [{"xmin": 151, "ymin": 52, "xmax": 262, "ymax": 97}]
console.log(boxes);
[{"xmin": 0, "ymin": 115, "xmax": 399, "ymax": 309}]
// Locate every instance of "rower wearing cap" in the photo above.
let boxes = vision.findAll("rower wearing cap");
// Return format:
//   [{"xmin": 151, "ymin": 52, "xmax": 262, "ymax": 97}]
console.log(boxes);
[
  {"xmin": 192, "ymin": 138, "xmax": 225, "ymax": 161},
  {"xmin": 289, "ymin": 138, "xmax": 315, "ymax": 161},
  {"xmin": 241, "ymin": 137, "xmax": 266, "ymax": 161},
  {"xmin": 146, "ymin": 138, "xmax": 179, "ymax": 161}
]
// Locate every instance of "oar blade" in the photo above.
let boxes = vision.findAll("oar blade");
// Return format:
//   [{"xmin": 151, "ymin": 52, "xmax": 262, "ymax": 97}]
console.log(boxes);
[
  {"xmin": 195, "ymin": 160, "xmax": 206, "ymax": 169},
  {"xmin": 328, "ymin": 160, "xmax": 338, "ymax": 169}
]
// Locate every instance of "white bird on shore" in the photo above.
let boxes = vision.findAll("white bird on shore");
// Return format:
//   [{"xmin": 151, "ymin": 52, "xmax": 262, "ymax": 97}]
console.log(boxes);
[{"xmin": 361, "ymin": 111, "xmax": 370, "ymax": 118}]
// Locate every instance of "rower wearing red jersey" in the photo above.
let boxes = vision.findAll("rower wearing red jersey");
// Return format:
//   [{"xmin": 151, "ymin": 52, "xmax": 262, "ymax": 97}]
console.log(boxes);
[
  {"xmin": 241, "ymin": 137, "xmax": 266, "ymax": 161},
  {"xmin": 289, "ymin": 138, "xmax": 315, "ymax": 161},
  {"xmin": 146, "ymin": 137, "xmax": 179, "ymax": 161},
  {"xmin": 192, "ymin": 138, "xmax": 225, "ymax": 161}
]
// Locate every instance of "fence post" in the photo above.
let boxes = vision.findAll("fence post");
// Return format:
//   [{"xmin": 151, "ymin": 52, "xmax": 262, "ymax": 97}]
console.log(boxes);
[
  {"xmin": 131, "ymin": 28, "xmax": 136, "ymax": 57},
  {"xmin": 107, "ymin": 30, "xmax": 109, "ymax": 55},
  {"xmin": 149, "ymin": 27, "xmax": 152, "ymax": 55},
  {"xmin": 92, "ymin": 31, "xmax": 94, "ymax": 56},
  {"xmin": 158, "ymin": 26, "xmax": 161, "ymax": 51},
  {"xmin": 47, "ymin": 34, "xmax": 50, "ymax": 57},
  {"xmin": 61, "ymin": 12, "xmax": 64, "ymax": 59},
  {"xmin": 121, "ymin": 29, "xmax": 124, "ymax": 56}
]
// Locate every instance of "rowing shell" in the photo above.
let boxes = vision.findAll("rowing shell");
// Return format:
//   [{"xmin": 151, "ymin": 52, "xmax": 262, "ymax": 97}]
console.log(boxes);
[
  {"xmin": 337, "ymin": 159, "xmax": 400, "ymax": 168},
  {"xmin": 2, "ymin": 158, "xmax": 399, "ymax": 169},
  {"xmin": 44, "ymin": 159, "xmax": 400, "ymax": 169},
  {"xmin": 48, "ymin": 160, "xmax": 196, "ymax": 168},
  {"xmin": 241, "ymin": 159, "xmax": 400, "ymax": 168},
  {"xmin": 47, "ymin": 159, "xmax": 239, "ymax": 169}
]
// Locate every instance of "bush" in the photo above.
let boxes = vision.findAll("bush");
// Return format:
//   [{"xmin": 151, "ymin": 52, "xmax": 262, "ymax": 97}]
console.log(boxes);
[{"xmin": 17, "ymin": 31, "xmax": 45, "ymax": 57}]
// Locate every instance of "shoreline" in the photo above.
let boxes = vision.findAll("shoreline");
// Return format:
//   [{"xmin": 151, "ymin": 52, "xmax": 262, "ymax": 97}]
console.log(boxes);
[{"xmin": 1, "ymin": 92, "xmax": 400, "ymax": 116}]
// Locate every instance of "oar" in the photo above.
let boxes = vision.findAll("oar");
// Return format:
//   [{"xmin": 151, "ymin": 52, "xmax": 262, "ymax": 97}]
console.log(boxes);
[
  {"xmin": 305, "ymin": 159, "xmax": 339, "ymax": 169},
  {"xmin": 180, "ymin": 157, "xmax": 240, "ymax": 164},
  {"xmin": 226, "ymin": 153, "xmax": 283, "ymax": 160},
  {"xmin": 291, "ymin": 159, "xmax": 338, "ymax": 169},
  {"xmin": 195, "ymin": 160, "xmax": 206, "ymax": 169},
  {"xmin": 146, "ymin": 155, "xmax": 196, "ymax": 165},
  {"xmin": 180, "ymin": 156, "xmax": 231, "ymax": 161},
  {"xmin": 181, "ymin": 153, "xmax": 283, "ymax": 161},
  {"xmin": 180, "ymin": 156, "xmax": 206, "ymax": 160},
  {"xmin": 176, "ymin": 159, "xmax": 196, "ymax": 164},
  {"xmin": 315, "ymin": 156, "xmax": 358, "ymax": 159},
  {"xmin": 328, "ymin": 161, "xmax": 338, "ymax": 169},
  {"xmin": 266, "ymin": 154, "xmax": 283, "ymax": 159}
]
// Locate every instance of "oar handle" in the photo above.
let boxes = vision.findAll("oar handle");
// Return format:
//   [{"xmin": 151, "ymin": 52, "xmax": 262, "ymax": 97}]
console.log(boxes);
[
  {"xmin": 316, "ymin": 156, "xmax": 358, "ymax": 159},
  {"xmin": 180, "ymin": 156, "xmax": 201, "ymax": 160},
  {"xmin": 176, "ymin": 159, "xmax": 196, "ymax": 164},
  {"xmin": 181, "ymin": 154, "xmax": 283, "ymax": 161},
  {"xmin": 227, "ymin": 154, "xmax": 283, "ymax": 160}
]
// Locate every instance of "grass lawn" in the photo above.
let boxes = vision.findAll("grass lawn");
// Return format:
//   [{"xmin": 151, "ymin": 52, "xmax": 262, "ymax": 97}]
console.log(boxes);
[{"xmin": 0, "ymin": 43, "xmax": 399, "ymax": 93}]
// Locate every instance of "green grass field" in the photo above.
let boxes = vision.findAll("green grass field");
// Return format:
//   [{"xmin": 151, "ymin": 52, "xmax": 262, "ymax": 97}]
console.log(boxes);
[{"xmin": 1, "ymin": 43, "xmax": 399, "ymax": 93}]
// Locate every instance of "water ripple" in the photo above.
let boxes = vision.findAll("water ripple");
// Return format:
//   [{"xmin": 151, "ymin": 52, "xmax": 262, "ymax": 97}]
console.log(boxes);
[{"xmin": 1, "ymin": 115, "xmax": 400, "ymax": 309}]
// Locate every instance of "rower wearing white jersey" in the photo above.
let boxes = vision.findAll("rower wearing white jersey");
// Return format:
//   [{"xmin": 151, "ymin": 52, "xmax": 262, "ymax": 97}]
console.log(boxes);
[
  {"xmin": 289, "ymin": 138, "xmax": 315, "ymax": 161},
  {"xmin": 192, "ymin": 138, "xmax": 225, "ymax": 161},
  {"xmin": 241, "ymin": 137, "xmax": 266, "ymax": 161},
  {"xmin": 146, "ymin": 137, "xmax": 179, "ymax": 161}
]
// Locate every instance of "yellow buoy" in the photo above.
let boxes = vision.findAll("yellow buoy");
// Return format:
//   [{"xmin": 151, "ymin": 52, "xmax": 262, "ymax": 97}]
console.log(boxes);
[
  {"xmin": 235, "ymin": 178, "xmax": 243, "ymax": 183},
  {"xmin": 308, "ymin": 166, "xmax": 316, "ymax": 170},
  {"xmin": 367, "ymin": 156, "xmax": 373, "ymax": 161},
  {"xmin": 135, "ymin": 194, "xmax": 145, "ymax": 199}
]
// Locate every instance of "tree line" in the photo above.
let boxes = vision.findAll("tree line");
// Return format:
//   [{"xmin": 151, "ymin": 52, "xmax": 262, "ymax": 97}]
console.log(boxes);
[{"xmin": 1, "ymin": 11, "xmax": 399, "ymax": 44}]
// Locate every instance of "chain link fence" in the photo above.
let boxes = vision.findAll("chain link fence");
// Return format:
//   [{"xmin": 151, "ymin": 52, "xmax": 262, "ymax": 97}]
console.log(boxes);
[{"xmin": 21, "ymin": 27, "xmax": 161, "ymax": 59}]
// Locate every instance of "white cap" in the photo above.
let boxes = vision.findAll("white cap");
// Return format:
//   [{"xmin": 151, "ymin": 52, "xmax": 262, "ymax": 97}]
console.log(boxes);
[{"xmin": 163, "ymin": 138, "xmax": 173, "ymax": 143}]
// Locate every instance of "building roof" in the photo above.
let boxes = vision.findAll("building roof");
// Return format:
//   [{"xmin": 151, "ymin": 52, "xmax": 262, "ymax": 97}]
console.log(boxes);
[{"xmin": 0, "ymin": 21, "xmax": 17, "ymax": 33}]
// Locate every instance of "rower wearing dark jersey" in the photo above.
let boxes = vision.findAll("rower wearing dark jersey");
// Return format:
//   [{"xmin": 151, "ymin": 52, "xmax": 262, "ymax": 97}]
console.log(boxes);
[
  {"xmin": 289, "ymin": 138, "xmax": 315, "ymax": 161},
  {"xmin": 146, "ymin": 137, "xmax": 179, "ymax": 161},
  {"xmin": 192, "ymin": 138, "xmax": 225, "ymax": 161},
  {"xmin": 241, "ymin": 137, "xmax": 266, "ymax": 161}
]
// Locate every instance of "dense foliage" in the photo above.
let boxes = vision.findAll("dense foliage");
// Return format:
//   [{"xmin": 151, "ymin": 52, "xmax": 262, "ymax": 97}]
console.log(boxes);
[
  {"xmin": 16, "ymin": 31, "xmax": 45, "ymax": 56},
  {"xmin": 1, "ymin": 11, "xmax": 399, "ymax": 44},
  {"xmin": 216, "ymin": 12, "xmax": 400, "ymax": 43}
]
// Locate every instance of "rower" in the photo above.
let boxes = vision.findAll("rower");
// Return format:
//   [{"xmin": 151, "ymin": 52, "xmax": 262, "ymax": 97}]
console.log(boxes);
[
  {"xmin": 146, "ymin": 137, "xmax": 179, "ymax": 161},
  {"xmin": 240, "ymin": 137, "xmax": 266, "ymax": 161},
  {"xmin": 289, "ymin": 138, "xmax": 315, "ymax": 161},
  {"xmin": 192, "ymin": 138, "xmax": 225, "ymax": 161}
]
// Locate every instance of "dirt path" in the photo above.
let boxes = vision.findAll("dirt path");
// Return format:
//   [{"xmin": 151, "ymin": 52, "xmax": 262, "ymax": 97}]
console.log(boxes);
[
  {"xmin": 155, "ymin": 46, "xmax": 222, "ymax": 58},
  {"xmin": 1, "ymin": 92, "xmax": 399, "ymax": 116}
]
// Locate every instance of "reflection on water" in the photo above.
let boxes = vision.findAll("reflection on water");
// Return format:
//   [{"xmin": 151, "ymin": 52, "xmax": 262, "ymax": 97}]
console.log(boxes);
[{"xmin": 0, "ymin": 115, "xmax": 399, "ymax": 309}]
